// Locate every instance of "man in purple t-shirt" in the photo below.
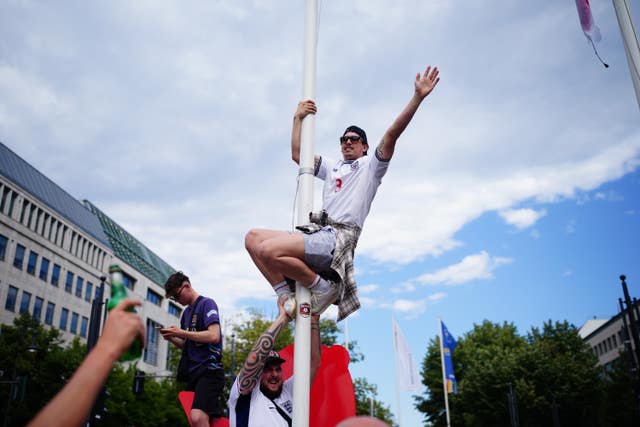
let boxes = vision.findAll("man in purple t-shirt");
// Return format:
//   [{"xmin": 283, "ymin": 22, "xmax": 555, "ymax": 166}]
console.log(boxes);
[{"xmin": 161, "ymin": 271, "xmax": 224, "ymax": 427}]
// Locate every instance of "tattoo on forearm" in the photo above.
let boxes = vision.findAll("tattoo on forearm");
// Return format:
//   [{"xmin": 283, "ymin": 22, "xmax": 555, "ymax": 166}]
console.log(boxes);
[
  {"xmin": 376, "ymin": 139, "xmax": 385, "ymax": 158},
  {"xmin": 238, "ymin": 320, "xmax": 285, "ymax": 393}
]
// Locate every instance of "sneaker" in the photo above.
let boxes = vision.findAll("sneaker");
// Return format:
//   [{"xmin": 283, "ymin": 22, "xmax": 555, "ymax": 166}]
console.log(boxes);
[
  {"xmin": 310, "ymin": 282, "xmax": 340, "ymax": 315},
  {"xmin": 278, "ymin": 292, "xmax": 296, "ymax": 318}
]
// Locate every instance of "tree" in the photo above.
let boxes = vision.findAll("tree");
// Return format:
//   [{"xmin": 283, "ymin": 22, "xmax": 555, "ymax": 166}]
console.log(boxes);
[
  {"xmin": 415, "ymin": 320, "xmax": 526, "ymax": 427},
  {"xmin": 354, "ymin": 377, "xmax": 397, "ymax": 427},
  {"xmin": 516, "ymin": 320, "xmax": 602, "ymax": 427},
  {"xmin": 0, "ymin": 313, "xmax": 86, "ymax": 426},
  {"xmin": 597, "ymin": 349, "xmax": 639, "ymax": 427},
  {"xmin": 415, "ymin": 319, "xmax": 608, "ymax": 427}
]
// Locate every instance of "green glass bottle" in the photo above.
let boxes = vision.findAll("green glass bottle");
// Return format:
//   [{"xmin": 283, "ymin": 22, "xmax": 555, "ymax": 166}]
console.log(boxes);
[{"xmin": 107, "ymin": 264, "xmax": 142, "ymax": 361}]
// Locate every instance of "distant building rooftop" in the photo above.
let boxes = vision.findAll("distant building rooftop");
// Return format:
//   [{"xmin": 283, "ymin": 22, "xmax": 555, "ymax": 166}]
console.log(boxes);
[
  {"xmin": 0, "ymin": 141, "xmax": 111, "ymax": 248},
  {"xmin": 578, "ymin": 318, "xmax": 609, "ymax": 339},
  {"xmin": 84, "ymin": 200, "xmax": 175, "ymax": 287}
]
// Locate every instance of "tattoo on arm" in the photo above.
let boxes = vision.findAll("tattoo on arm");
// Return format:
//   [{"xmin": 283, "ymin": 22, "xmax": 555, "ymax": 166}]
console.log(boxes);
[
  {"xmin": 314, "ymin": 156, "xmax": 321, "ymax": 175},
  {"xmin": 238, "ymin": 320, "xmax": 285, "ymax": 394},
  {"xmin": 376, "ymin": 139, "xmax": 386, "ymax": 159}
]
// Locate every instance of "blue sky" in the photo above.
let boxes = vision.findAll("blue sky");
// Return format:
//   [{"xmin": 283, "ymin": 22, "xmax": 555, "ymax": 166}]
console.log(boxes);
[{"xmin": 1, "ymin": 1, "xmax": 639, "ymax": 426}]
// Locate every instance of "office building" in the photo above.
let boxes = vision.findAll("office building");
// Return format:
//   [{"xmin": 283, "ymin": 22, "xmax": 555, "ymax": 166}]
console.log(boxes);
[{"xmin": 0, "ymin": 141, "xmax": 181, "ymax": 373}]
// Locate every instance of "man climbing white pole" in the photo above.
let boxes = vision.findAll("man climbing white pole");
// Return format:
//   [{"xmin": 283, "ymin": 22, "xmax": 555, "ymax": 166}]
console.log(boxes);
[{"xmin": 244, "ymin": 64, "xmax": 441, "ymax": 321}]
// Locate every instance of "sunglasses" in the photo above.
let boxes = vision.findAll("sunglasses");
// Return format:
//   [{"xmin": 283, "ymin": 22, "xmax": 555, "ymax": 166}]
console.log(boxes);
[
  {"xmin": 169, "ymin": 284, "xmax": 186, "ymax": 301},
  {"xmin": 340, "ymin": 135, "xmax": 363, "ymax": 144}
]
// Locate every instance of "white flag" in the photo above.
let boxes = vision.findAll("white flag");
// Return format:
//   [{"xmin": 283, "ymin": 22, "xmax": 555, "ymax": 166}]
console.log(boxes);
[{"xmin": 393, "ymin": 318, "xmax": 421, "ymax": 392}]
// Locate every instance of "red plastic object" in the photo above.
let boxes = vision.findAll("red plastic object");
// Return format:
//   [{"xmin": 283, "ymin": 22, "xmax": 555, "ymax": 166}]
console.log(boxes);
[
  {"xmin": 178, "ymin": 344, "xmax": 355, "ymax": 427},
  {"xmin": 279, "ymin": 344, "xmax": 356, "ymax": 427}
]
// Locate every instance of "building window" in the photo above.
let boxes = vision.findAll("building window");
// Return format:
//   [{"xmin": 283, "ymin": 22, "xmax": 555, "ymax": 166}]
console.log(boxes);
[
  {"xmin": 0, "ymin": 234, "xmax": 8, "ymax": 261},
  {"xmin": 19, "ymin": 199, "xmax": 29, "ymax": 224},
  {"xmin": 80, "ymin": 316, "xmax": 88, "ymax": 338},
  {"xmin": 7, "ymin": 192, "xmax": 17, "ymax": 217},
  {"xmin": 0, "ymin": 187, "xmax": 9, "ymax": 213},
  {"xmin": 75, "ymin": 277, "xmax": 84, "ymax": 298},
  {"xmin": 51, "ymin": 264, "xmax": 61, "ymax": 287},
  {"xmin": 33, "ymin": 297, "xmax": 44, "ymax": 321},
  {"xmin": 144, "ymin": 318, "xmax": 161, "ymax": 366},
  {"xmin": 65, "ymin": 272, "xmax": 74, "ymax": 293},
  {"xmin": 122, "ymin": 271, "xmax": 136, "ymax": 291},
  {"xmin": 20, "ymin": 291, "xmax": 32, "ymax": 314},
  {"xmin": 70, "ymin": 312, "xmax": 79, "ymax": 334},
  {"xmin": 45, "ymin": 302, "xmax": 55, "ymax": 325},
  {"xmin": 146, "ymin": 289, "xmax": 162, "ymax": 306},
  {"xmin": 13, "ymin": 244, "xmax": 25, "ymax": 269},
  {"xmin": 39, "ymin": 257, "xmax": 50, "ymax": 281},
  {"xmin": 5, "ymin": 285, "xmax": 18, "ymax": 311},
  {"xmin": 26, "ymin": 251, "xmax": 38, "ymax": 275},
  {"xmin": 85, "ymin": 282, "xmax": 93, "ymax": 302},
  {"xmin": 168, "ymin": 302, "xmax": 182, "ymax": 318},
  {"xmin": 19, "ymin": 200, "xmax": 28, "ymax": 224},
  {"xmin": 59, "ymin": 308, "xmax": 69, "ymax": 331},
  {"xmin": 612, "ymin": 334, "xmax": 617, "ymax": 348}
]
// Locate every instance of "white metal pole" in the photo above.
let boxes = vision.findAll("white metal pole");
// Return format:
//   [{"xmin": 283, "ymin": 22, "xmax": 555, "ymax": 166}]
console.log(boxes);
[
  {"xmin": 344, "ymin": 318, "xmax": 349, "ymax": 353},
  {"xmin": 439, "ymin": 318, "xmax": 452, "ymax": 427},
  {"xmin": 392, "ymin": 317, "xmax": 403, "ymax": 427},
  {"xmin": 292, "ymin": 1, "xmax": 317, "ymax": 427},
  {"xmin": 612, "ymin": 0, "xmax": 640, "ymax": 110}
]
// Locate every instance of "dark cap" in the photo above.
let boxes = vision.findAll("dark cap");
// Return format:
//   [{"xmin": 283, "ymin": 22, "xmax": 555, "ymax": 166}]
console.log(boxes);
[
  {"xmin": 343, "ymin": 125, "xmax": 368, "ymax": 145},
  {"xmin": 264, "ymin": 350, "xmax": 286, "ymax": 366}
]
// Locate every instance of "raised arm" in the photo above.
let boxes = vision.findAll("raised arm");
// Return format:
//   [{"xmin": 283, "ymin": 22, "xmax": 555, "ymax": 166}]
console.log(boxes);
[
  {"xmin": 291, "ymin": 99, "xmax": 317, "ymax": 165},
  {"xmin": 378, "ymin": 65, "xmax": 440, "ymax": 161},
  {"xmin": 27, "ymin": 299, "xmax": 145, "ymax": 427},
  {"xmin": 237, "ymin": 300, "xmax": 292, "ymax": 395}
]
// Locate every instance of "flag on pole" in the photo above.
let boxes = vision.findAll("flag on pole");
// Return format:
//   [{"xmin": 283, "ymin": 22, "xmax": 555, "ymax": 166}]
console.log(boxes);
[
  {"xmin": 574, "ymin": 0, "xmax": 609, "ymax": 67},
  {"xmin": 440, "ymin": 321, "xmax": 458, "ymax": 394},
  {"xmin": 392, "ymin": 318, "xmax": 421, "ymax": 392}
]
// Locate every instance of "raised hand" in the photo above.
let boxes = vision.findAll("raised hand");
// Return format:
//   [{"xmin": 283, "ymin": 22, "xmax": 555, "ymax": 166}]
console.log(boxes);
[
  {"xmin": 414, "ymin": 66, "xmax": 440, "ymax": 99},
  {"xmin": 99, "ymin": 298, "xmax": 145, "ymax": 356},
  {"xmin": 295, "ymin": 99, "xmax": 317, "ymax": 120}
]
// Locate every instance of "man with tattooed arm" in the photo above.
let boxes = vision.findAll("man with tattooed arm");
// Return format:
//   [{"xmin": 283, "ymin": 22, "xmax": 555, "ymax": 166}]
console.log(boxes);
[{"xmin": 228, "ymin": 298, "xmax": 321, "ymax": 426}]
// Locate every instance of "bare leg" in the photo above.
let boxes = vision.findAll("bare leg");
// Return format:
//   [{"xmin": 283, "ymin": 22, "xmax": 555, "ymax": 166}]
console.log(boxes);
[{"xmin": 245, "ymin": 228, "xmax": 317, "ymax": 286}]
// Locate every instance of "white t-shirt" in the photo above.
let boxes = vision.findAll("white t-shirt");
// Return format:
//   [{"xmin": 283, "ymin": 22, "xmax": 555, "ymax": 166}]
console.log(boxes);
[
  {"xmin": 316, "ymin": 153, "xmax": 390, "ymax": 228},
  {"xmin": 228, "ymin": 377, "xmax": 294, "ymax": 427}
]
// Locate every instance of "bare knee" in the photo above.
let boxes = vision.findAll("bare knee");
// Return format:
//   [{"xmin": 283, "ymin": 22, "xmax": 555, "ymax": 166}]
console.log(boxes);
[{"xmin": 245, "ymin": 229, "xmax": 261, "ymax": 252}]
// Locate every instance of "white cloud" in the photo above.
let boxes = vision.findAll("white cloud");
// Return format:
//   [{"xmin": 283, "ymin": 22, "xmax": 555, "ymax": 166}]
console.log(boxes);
[
  {"xmin": 391, "ymin": 282, "xmax": 416, "ymax": 294},
  {"xmin": 392, "ymin": 299, "xmax": 427, "ymax": 317},
  {"xmin": 427, "ymin": 292, "xmax": 447, "ymax": 302},
  {"xmin": 566, "ymin": 219, "xmax": 577, "ymax": 234},
  {"xmin": 358, "ymin": 285, "xmax": 380, "ymax": 295},
  {"xmin": 499, "ymin": 208, "xmax": 547, "ymax": 229},
  {"xmin": 415, "ymin": 251, "xmax": 512, "ymax": 286},
  {"xmin": 0, "ymin": 1, "xmax": 638, "ymax": 322}
]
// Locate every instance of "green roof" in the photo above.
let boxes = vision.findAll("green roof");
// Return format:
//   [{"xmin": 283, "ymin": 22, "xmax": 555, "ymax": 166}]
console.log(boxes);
[{"xmin": 83, "ymin": 200, "xmax": 175, "ymax": 287}]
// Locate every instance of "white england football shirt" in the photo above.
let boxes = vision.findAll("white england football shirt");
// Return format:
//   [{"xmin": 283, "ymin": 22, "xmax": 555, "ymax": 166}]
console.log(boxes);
[
  {"xmin": 228, "ymin": 377, "xmax": 294, "ymax": 427},
  {"xmin": 316, "ymin": 153, "xmax": 390, "ymax": 228}
]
